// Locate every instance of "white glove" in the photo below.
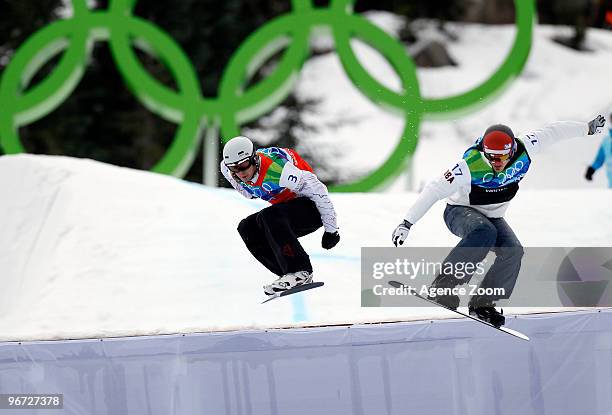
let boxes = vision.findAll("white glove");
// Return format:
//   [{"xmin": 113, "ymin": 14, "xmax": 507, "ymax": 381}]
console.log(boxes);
[{"xmin": 392, "ymin": 220, "xmax": 412, "ymax": 246}]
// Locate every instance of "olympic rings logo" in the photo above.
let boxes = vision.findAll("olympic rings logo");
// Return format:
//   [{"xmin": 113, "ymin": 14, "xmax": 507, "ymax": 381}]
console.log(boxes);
[
  {"xmin": 0, "ymin": 0, "xmax": 535, "ymax": 192},
  {"xmin": 482, "ymin": 160, "xmax": 527, "ymax": 185},
  {"xmin": 498, "ymin": 160, "xmax": 526, "ymax": 184}
]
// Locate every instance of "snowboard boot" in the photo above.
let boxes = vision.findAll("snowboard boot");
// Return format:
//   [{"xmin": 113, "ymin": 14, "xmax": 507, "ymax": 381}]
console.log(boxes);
[
  {"xmin": 427, "ymin": 273, "xmax": 461, "ymax": 310},
  {"xmin": 469, "ymin": 297, "xmax": 505, "ymax": 328},
  {"xmin": 264, "ymin": 271, "xmax": 313, "ymax": 296}
]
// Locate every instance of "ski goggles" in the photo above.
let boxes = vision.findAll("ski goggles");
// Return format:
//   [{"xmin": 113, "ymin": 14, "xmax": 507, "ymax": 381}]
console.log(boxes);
[
  {"xmin": 483, "ymin": 151, "xmax": 512, "ymax": 163},
  {"xmin": 226, "ymin": 157, "xmax": 254, "ymax": 173}
]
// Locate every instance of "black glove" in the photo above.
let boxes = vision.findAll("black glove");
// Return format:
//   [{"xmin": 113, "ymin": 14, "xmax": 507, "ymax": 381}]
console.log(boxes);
[
  {"xmin": 588, "ymin": 115, "xmax": 605, "ymax": 135},
  {"xmin": 585, "ymin": 166, "xmax": 595, "ymax": 181},
  {"xmin": 322, "ymin": 231, "xmax": 340, "ymax": 249}
]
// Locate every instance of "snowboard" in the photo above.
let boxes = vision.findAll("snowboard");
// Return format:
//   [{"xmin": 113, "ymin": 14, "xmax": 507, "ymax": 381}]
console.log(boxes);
[
  {"xmin": 387, "ymin": 280, "xmax": 529, "ymax": 341},
  {"xmin": 262, "ymin": 282, "xmax": 324, "ymax": 304}
]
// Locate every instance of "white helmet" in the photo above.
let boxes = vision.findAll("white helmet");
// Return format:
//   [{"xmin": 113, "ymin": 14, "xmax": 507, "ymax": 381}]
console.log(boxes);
[{"xmin": 223, "ymin": 136, "xmax": 255, "ymax": 166}]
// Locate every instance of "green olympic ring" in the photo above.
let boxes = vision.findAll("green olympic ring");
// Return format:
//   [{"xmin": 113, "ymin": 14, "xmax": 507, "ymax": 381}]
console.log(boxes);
[{"xmin": 0, "ymin": 0, "xmax": 535, "ymax": 192}]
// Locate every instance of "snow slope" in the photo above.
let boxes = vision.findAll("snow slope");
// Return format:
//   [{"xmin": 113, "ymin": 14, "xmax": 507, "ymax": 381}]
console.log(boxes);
[
  {"xmin": 2, "ymin": 16, "xmax": 612, "ymax": 341},
  {"xmin": 0, "ymin": 155, "xmax": 610, "ymax": 341}
]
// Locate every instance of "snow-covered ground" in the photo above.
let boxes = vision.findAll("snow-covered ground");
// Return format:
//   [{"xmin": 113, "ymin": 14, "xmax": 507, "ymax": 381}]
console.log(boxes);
[
  {"xmin": 254, "ymin": 14, "xmax": 612, "ymax": 190},
  {"xmin": 1, "ymin": 17, "xmax": 611, "ymax": 342},
  {"xmin": 0, "ymin": 155, "xmax": 610, "ymax": 341}
]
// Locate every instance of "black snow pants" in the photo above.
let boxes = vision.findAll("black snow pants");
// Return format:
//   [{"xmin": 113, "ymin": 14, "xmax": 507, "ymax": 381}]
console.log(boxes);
[{"xmin": 237, "ymin": 197, "xmax": 323, "ymax": 277}]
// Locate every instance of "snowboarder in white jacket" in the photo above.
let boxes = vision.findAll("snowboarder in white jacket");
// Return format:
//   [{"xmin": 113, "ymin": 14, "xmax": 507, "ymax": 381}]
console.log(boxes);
[
  {"xmin": 392, "ymin": 115, "xmax": 606, "ymax": 327},
  {"xmin": 221, "ymin": 136, "xmax": 340, "ymax": 296}
]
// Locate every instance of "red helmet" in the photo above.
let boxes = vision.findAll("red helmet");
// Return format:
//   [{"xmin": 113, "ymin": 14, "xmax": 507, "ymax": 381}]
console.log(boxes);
[{"xmin": 482, "ymin": 124, "xmax": 515, "ymax": 158}]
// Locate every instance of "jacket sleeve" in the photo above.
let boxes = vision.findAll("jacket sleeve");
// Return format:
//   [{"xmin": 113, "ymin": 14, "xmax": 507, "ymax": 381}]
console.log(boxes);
[
  {"xmin": 520, "ymin": 121, "xmax": 589, "ymax": 156},
  {"xmin": 219, "ymin": 161, "xmax": 255, "ymax": 199},
  {"xmin": 280, "ymin": 162, "xmax": 338, "ymax": 233},
  {"xmin": 404, "ymin": 160, "xmax": 471, "ymax": 225}
]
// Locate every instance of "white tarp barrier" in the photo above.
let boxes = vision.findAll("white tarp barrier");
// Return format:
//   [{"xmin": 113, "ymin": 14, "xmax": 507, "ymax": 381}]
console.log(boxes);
[{"xmin": 0, "ymin": 309, "xmax": 611, "ymax": 415}]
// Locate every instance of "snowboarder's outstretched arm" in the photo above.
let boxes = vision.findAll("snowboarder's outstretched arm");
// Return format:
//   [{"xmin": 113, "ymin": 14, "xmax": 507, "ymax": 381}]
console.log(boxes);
[
  {"xmin": 521, "ymin": 116, "xmax": 604, "ymax": 156},
  {"xmin": 405, "ymin": 161, "xmax": 471, "ymax": 225},
  {"xmin": 393, "ymin": 161, "xmax": 471, "ymax": 246},
  {"xmin": 219, "ymin": 161, "xmax": 255, "ymax": 199},
  {"xmin": 279, "ymin": 162, "xmax": 338, "ymax": 235}
]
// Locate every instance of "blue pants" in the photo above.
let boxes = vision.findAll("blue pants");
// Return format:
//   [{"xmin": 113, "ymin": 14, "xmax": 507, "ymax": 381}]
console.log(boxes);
[{"xmin": 442, "ymin": 204, "xmax": 524, "ymax": 303}]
